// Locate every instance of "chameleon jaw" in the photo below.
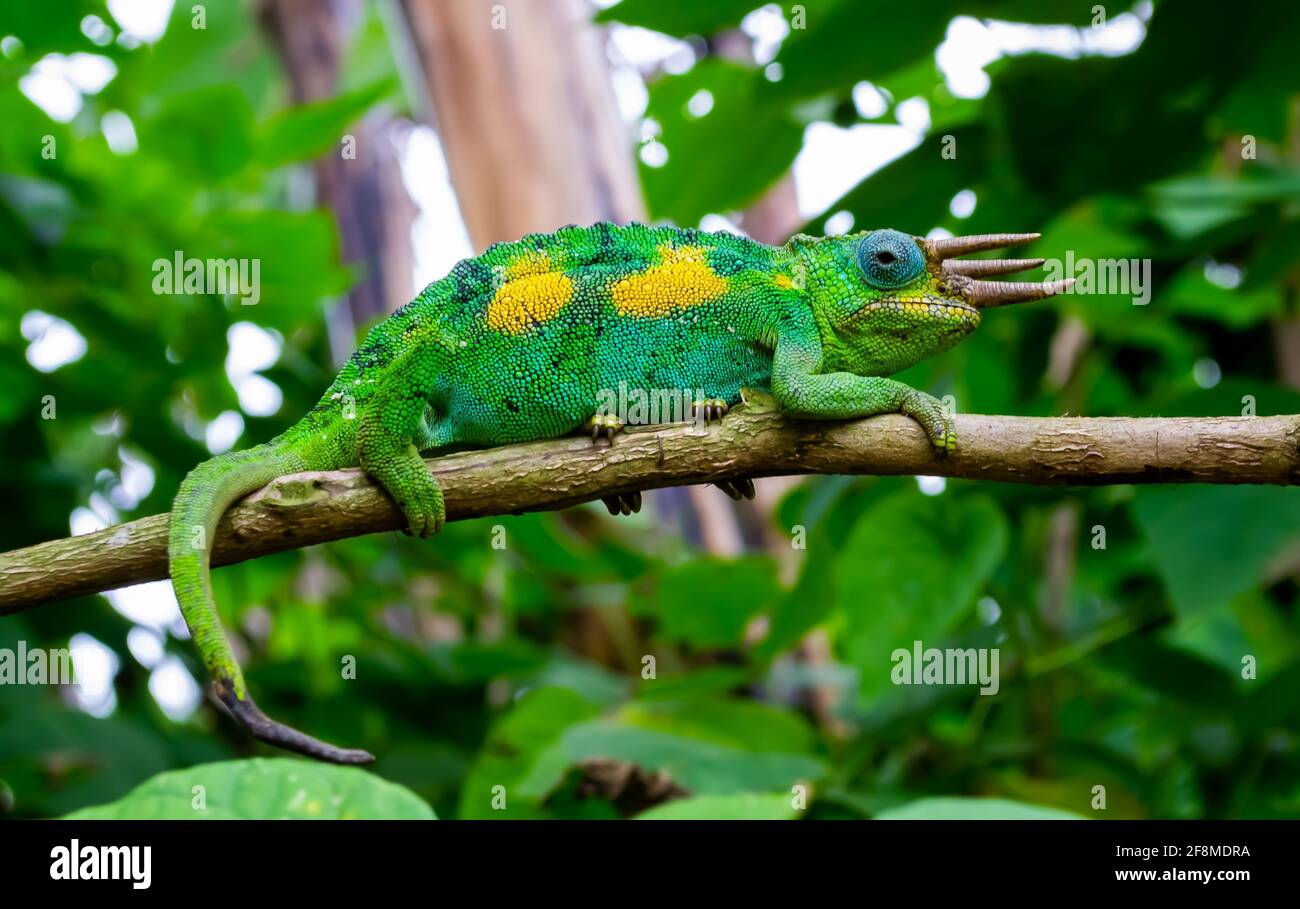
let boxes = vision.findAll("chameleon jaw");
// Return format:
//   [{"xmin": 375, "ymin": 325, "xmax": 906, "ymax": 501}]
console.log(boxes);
[{"xmin": 925, "ymin": 232, "xmax": 1074, "ymax": 309}]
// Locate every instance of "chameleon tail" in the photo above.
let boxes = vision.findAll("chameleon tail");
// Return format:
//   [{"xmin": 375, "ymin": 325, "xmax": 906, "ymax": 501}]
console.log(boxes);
[{"xmin": 167, "ymin": 441, "xmax": 374, "ymax": 764}]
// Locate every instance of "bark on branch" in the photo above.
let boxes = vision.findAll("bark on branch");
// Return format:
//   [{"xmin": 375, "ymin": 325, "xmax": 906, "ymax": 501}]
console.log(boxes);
[{"xmin": 2, "ymin": 411, "xmax": 1297, "ymax": 613}]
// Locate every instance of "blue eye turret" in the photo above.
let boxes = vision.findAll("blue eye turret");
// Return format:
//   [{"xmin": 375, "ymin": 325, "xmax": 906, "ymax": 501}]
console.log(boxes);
[{"xmin": 856, "ymin": 229, "xmax": 925, "ymax": 290}]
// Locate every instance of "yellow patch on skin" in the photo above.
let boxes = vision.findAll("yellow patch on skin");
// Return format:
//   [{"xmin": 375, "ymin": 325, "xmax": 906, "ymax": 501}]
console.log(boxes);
[
  {"xmin": 610, "ymin": 244, "xmax": 728, "ymax": 317},
  {"xmin": 774, "ymin": 274, "xmax": 794, "ymax": 290},
  {"xmin": 503, "ymin": 249, "xmax": 555, "ymax": 279},
  {"xmin": 487, "ymin": 255, "xmax": 574, "ymax": 333}
]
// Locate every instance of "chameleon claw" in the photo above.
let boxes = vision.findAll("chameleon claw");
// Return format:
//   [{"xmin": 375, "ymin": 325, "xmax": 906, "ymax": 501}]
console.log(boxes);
[
  {"xmin": 691, "ymin": 398, "xmax": 730, "ymax": 425},
  {"xmin": 396, "ymin": 473, "xmax": 445, "ymax": 538},
  {"xmin": 601, "ymin": 490, "xmax": 642, "ymax": 516},
  {"xmin": 928, "ymin": 416, "xmax": 958, "ymax": 458},
  {"xmin": 897, "ymin": 389, "xmax": 959, "ymax": 459},
  {"xmin": 587, "ymin": 412, "xmax": 624, "ymax": 445},
  {"xmin": 716, "ymin": 477, "xmax": 756, "ymax": 501},
  {"xmin": 215, "ymin": 680, "xmax": 373, "ymax": 765}
]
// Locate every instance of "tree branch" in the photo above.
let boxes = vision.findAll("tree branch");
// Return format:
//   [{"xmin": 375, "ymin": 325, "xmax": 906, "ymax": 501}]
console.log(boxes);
[{"xmin": 2, "ymin": 411, "xmax": 1297, "ymax": 613}]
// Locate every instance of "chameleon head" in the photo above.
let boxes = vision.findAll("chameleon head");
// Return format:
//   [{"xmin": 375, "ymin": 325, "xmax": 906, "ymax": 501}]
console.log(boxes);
[{"xmin": 810, "ymin": 228, "xmax": 1072, "ymax": 376}]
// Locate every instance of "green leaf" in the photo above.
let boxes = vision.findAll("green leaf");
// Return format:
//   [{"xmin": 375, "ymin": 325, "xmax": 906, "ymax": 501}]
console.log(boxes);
[
  {"xmin": 63, "ymin": 758, "xmax": 436, "ymax": 820},
  {"xmin": 1098, "ymin": 637, "xmax": 1239, "ymax": 712},
  {"xmin": 457, "ymin": 687, "xmax": 602, "ymax": 819},
  {"xmin": 1244, "ymin": 218, "xmax": 1300, "ymax": 289},
  {"xmin": 1166, "ymin": 594, "xmax": 1300, "ymax": 684},
  {"xmin": 877, "ymin": 797, "xmax": 1085, "ymax": 820},
  {"xmin": 1158, "ymin": 261, "xmax": 1282, "ymax": 328},
  {"xmin": 636, "ymin": 792, "xmax": 799, "ymax": 820},
  {"xmin": 774, "ymin": 0, "xmax": 1097, "ymax": 100},
  {"xmin": 755, "ymin": 536, "xmax": 837, "ymax": 659},
  {"xmin": 836, "ymin": 491, "xmax": 1008, "ymax": 699},
  {"xmin": 621, "ymin": 696, "xmax": 816, "ymax": 755},
  {"xmin": 256, "ymin": 79, "xmax": 395, "ymax": 169},
  {"xmin": 641, "ymin": 60, "xmax": 802, "ymax": 224},
  {"xmin": 520, "ymin": 719, "xmax": 824, "ymax": 798},
  {"xmin": 0, "ymin": 0, "xmax": 113, "ymax": 58},
  {"xmin": 990, "ymin": 53, "xmax": 1199, "ymax": 210},
  {"xmin": 1132, "ymin": 487, "xmax": 1300, "ymax": 618},
  {"xmin": 1151, "ymin": 171, "xmax": 1300, "ymax": 208},
  {"xmin": 593, "ymin": 0, "xmax": 760, "ymax": 37},
  {"xmin": 772, "ymin": 0, "xmax": 951, "ymax": 100},
  {"xmin": 633, "ymin": 554, "xmax": 779, "ymax": 648},
  {"xmin": 187, "ymin": 209, "xmax": 353, "ymax": 330},
  {"xmin": 136, "ymin": 85, "xmax": 254, "ymax": 182}
]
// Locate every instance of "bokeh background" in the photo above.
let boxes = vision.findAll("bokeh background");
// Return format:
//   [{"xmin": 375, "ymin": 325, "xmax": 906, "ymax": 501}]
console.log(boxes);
[{"xmin": 2, "ymin": 0, "xmax": 1300, "ymax": 819}]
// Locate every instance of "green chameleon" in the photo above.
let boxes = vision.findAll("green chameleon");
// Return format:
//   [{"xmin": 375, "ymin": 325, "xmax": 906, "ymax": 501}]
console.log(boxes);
[{"xmin": 169, "ymin": 222, "xmax": 1068, "ymax": 763}]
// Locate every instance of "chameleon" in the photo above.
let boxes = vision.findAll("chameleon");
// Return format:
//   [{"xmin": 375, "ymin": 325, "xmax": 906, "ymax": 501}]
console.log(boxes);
[{"xmin": 168, "ymin": 222, "xmax": 1069, "ymax": 763}]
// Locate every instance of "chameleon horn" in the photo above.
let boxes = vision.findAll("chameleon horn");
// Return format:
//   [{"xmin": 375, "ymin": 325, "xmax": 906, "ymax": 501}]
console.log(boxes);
[
  {"xmin": 943, "ymin": 257, "xmax": 1045, "ymax": 277},
  {"xmin": 925, "ymin": 232, "xmax": 1041, "ymax": 259},
  {"xmin": 965, "ymin": 278, "xmax": 1075, "ymax": 309}
]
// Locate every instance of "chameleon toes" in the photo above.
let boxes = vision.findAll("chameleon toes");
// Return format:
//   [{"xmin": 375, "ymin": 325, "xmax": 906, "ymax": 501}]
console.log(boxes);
[
  {"xmin": 935, "ymin": 427, "xmax": 958, "ymax": 457},
  {"xmin": 587, "ymin": 412, "xmax": 625, "ymax": 445},
  {"xmin": 391, "ymin": 469, "xmax": 446, "ymax": 537},
  {"xmin": 716, "ymin": 477, "xmax": 756, "ymax": 501},
  {"xmin": 927, "ymin": 412, "xmax": 958, "ymax": 458},
  {"xmin": 402, "ymin": 484, "xmax": 445, "ymax": 537},
  {"xmin": 602, "ymin": 490, "xmax": 642, "ymax": 516},
  {"xmin": 690, "ymin": 398, "xmax": 730, "ymax": 425}
]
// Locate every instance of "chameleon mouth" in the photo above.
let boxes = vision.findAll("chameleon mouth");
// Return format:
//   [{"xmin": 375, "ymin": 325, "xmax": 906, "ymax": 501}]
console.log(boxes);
[{"xmin": 925, "ymin": 232, "xmax": 1074, "ymax": 309}]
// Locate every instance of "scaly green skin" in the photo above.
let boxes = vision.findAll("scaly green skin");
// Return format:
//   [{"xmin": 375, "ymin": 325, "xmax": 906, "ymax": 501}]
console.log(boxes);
[{"xmin": 168, "ymin": 221, "xmax": 985, "ymax": 762}]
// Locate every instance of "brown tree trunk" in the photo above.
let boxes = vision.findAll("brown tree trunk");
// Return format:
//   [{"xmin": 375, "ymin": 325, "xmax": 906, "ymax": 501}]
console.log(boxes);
[
  {"xmin": 400, "ymin": 0, "xmax": 643, "ymax": 247},
  {"xmin": 259, "ymin": 0, "xmax": 417, "ymax": 332}
]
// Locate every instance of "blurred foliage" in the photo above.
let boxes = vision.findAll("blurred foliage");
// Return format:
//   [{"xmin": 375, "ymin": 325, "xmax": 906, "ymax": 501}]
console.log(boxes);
[{"xmin": 3, "ymin": 0, "xmax": 1300, "ymax": 820}]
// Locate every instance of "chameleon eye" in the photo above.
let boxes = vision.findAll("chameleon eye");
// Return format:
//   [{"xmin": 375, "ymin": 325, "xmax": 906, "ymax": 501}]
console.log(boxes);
[{"xmin": 856, "ymin": 229, "xmax": 925, "ymax": 290}]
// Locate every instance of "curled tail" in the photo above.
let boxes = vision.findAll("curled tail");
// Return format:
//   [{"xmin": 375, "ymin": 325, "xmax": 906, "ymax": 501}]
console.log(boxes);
[{"xmin": 168, "ymin": 441, "xmax": 373, "ymax": 764}]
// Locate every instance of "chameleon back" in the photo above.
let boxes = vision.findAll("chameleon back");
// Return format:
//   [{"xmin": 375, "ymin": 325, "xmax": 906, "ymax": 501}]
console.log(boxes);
[{"xmin": 347, "ymin": 222, "xmax": 796, "ymax": 448}]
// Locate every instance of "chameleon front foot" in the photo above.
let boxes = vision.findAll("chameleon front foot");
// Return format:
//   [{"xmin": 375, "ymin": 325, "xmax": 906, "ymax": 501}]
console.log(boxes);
[
  {"xmin": 602, "ymin": 490, "xmax": 642, "ymax": 516},
  {"xmin": 587, "ymin": 412, "xmax": 625, "ymax": 444},
  {"xmin": 215, "ymin": 680, "xmax": 374, "ymax": 765},
  {"xmin": 690, "ymin": 398, "xmax": 730, "ymax": 424},
  {"xmin": 901, "ymin": 390, "xmax": 958, "ymax": 457},
  {"xmin": 715, "ymin": 477, "xmax": 756, "ymax": 501}
]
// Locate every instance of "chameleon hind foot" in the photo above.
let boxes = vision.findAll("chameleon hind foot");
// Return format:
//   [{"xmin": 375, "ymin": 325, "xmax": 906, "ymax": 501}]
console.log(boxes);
[
  {"xmin": 397, "ymin": 473, "xmax": 446, "ymax": 538},
  {"xmin": 587, "ymin": 412, "xmax": 625, "ymax": 444},
  {"xmin": 361, "ymin": 439, "xmax": 446, "ymax": 538},
  {"xmin": 715, "ymin": 477, "xmax": 756, "ymax": 501},
  {"xmin": 215, "ymin": 680, "xmax": 373, "ymax": 765},
  {"xmin": 602, "ymin": 490, "xmax": 642, "ymax": 516}
]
